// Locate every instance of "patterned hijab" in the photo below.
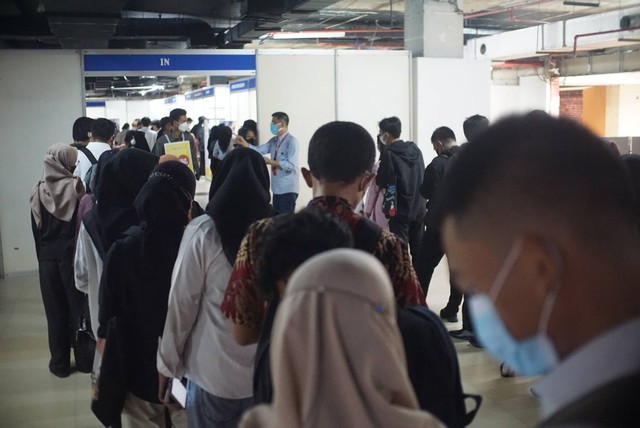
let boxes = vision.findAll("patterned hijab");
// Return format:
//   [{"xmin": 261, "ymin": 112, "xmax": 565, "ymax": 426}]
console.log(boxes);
[{"xmin": 30, "ymin": 143, "xmax": 85, "ymax": 228}]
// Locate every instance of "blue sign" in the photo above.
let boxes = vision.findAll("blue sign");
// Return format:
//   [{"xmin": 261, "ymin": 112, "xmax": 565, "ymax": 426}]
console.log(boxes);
[
  {"xmin": 230, "ymin": 78, "xmax": 256, "ymax": 93},
  {"xmin": 185, "ymin": 86, "xmax": 215, "ymax": 100},
  {"xmin": 84, "ymin": 54, "xmax": 256, "ymax": 73},
  {"xmin": 164, "ymin": 96, "xmax": 177, "ymax": 104},
  {"xmin": 86, "ymin": 101, "xmax": 106, "ymax": 107}
]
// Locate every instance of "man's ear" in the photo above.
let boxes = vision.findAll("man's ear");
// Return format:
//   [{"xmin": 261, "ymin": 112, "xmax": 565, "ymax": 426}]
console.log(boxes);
[{"xmin": 301, "ymin": 167, "xmax": 314, "ymax": 188}]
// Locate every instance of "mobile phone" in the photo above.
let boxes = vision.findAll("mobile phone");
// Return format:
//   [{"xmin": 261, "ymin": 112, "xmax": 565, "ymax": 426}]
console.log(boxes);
[{"xmin": 171, "ymin": 378, "xmax": 187, "ymax": 408}]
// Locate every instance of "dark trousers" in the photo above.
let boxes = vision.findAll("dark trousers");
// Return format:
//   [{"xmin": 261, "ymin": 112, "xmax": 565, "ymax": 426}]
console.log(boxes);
[
  {"xmin": 273, "ymin": 193, "xmax": 298, "ymax": 214},
  {"xmin": 38, "ymin": 259, "xmax": 85, "ymax": 372},
  {"xmin": 388, "ymin": 218, "xmax": 424, "ymax": 273},
  {"xmin": 415, "ymin": 227, "xmax": 472, "ymax": 329}
]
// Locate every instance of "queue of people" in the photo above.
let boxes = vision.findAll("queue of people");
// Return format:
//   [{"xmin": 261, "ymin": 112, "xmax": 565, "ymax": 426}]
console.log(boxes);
[{"xmin": 29, "ymin": 110, "xmax": 640, "ymax": 428}]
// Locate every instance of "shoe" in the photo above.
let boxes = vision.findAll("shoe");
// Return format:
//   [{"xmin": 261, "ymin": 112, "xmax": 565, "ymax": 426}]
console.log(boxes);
[
  {"xmin": 439, "ymin": 307, "xmax": 459, "ymax": 323},
  {"xmin": 50, "ymin": 367, "xmax": 71, "ymax": 378},
  {"xmin": 449, "ymin": 329, "xmax": 474, "ymax": 341},
  {"xmin": 469, "ymin": 336, "xmax": 484, "ymax": 348}
]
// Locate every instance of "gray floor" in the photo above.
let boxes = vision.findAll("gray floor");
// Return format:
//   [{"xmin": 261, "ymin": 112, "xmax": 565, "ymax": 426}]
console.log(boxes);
[{"xmin": 0, "ymin": 181, "xmax": 540, "ymax": 426}]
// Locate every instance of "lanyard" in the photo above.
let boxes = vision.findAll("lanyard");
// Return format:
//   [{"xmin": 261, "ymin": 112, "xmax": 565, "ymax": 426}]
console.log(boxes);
[{"xmin": 272, "ymin": 133, "xmax": 289, "ymax": 176}]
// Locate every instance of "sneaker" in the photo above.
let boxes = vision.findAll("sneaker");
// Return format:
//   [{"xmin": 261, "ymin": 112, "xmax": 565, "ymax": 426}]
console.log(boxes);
[
  {"xmin": 469, "ymin": 336, "xmax": 484, "ymax": 348},
  {"xmin": 439, "ymin": 307, "xmax": 459, "ymax": 323},
  {"xmin": 449, "ymin": 329, "xmax": 474, "ymax": 341}
]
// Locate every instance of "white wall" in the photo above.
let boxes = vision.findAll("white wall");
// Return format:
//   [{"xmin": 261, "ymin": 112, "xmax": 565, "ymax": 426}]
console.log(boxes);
[
  {"xmin": 256, "ymin": 49, "xmax": 414, "ymax": 209},
  {"xmin": 86, "ymin": 106, "xmax": 106, "ymax": 118},
  {"xmin": 490, "ymin": 75, "xmax": 551, "ymax": 122},
  {"xmin": 335, "ymin": 50, "xmax": 412, "ymax": 142},
  {"xmin": 414, "ymin": 57, "xmax": 491, "ymax": 161},
  {"xmin": 0, "ymin": 50, "xmax": 83, "ymax": 275},
  {"xmin": 256, "ymin": 50, "xmax": 337, "ymax": 207},
  {"xmin": 605, "ymin": 85, "xmax": 640, "ymax": 137}
]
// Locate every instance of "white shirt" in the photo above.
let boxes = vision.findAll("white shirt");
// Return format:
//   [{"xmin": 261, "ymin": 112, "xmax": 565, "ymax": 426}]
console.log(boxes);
[
  {"xmin": 74, "ymin": 222, "xmax": 104, "ymax": 339},
  {"xmin": 535, "ymin": 317, "xmax": 640, "ymax": 419},
  {"xmin": 157, "ymin": 215, "xmax": 255, "ymax": 399},
  {"xmin": 141, "ymin": 127, "xmax": 157, "ymax": 151},
  {"xmin": 74, "ymin": 142, "xmax": 111, "ymax": 186}
]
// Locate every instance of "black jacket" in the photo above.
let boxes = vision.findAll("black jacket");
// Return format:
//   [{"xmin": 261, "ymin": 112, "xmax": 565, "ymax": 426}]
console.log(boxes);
[
  {"xmin": 421, "ymin": 146, "xmax": 461, "ymax": 227},
  {"xmin": 376, "ymin": 140, "xmax": 426, "ymax": 222},
  {"xmin": 31, "ymin": 203, "xmax": 78, "ymax": 261}
]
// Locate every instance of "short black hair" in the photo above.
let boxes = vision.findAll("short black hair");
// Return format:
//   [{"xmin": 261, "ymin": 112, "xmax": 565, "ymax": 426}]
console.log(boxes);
[
  {"xmin": 432, "ymin": 115, "xmax": 636, "ymax": 250},
  {"xmin": 198, "ymin": 116, "xmax": 205, "ymax": 124},
  {"xmin": 243, "ymin": 119, "xmax": 258, "ymax": 134},
  {"xmin": 151, "ymin": 120, "xmax": 161, "ymax": 129},
  {"xmin": 170, "ymin": 108, "xmax": 187, "ymax": 122},
  {"xmin": 431, "ymin": 126, "xmax": 456, "ymax": 143},
  {"xmin": 218, "ymin": 126, "xmax": 232, "ymax": 152},
  {"xmin": 463, "ymin": 115, "xmax": 489, "ymax": 142},
  {"xmin": 272, "ymin": 112, "xmax": 289, "ymax": 126},
  {"xmin": 160, "ymin": 116, "xmax": 172, "ymax": 130},
  {"xmin": 122, "ymin": 123, "xmax": 130, "ymax": 131},
  {"xmin": 73, "ymin": 116, "xmax": 94, "ymax": 141},
  {"xmin": 308, "ymin": 121, "xmax": 375, "ymax": 183},
  {"xmin": 141, "ymin": 117, "xmax": 151, "ymax": 127},
  {"xmin": 378, "ymin": 116, "xmax": 402, "ymax": 139},
  {"xmin": 256, "ymin": 209, "xmax": 354, "ymax": 301},
  {"xmin": 91, "ymin": 118, "xmax": 116, "ymax": 142}
]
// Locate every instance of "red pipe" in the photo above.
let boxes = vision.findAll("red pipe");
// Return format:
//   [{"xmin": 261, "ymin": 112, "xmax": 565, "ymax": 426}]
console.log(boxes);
[{"xmin": 573, "ymin": 26, "xmax": 640, "ymax": 56}]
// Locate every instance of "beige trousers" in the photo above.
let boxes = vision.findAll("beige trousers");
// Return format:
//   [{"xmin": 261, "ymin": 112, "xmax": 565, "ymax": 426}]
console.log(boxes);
[{"xmin": 122, "ymin": 392, "xmax": 187, "ymax": 428}]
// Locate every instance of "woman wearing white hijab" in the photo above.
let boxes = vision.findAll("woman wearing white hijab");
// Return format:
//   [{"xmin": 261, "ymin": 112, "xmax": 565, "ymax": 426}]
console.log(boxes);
[
  {"xmin": 240, "ymin": 249, "xmax": 444, "ymax": 428},
  {"xmin": 30, "ymin": 143, "xmax": 86, "ymax": 378}
]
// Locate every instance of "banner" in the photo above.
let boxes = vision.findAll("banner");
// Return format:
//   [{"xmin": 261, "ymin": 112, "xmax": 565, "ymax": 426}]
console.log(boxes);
[{"xmin": 164, "ymin": 141, "xmax": 194, "ymax": 172}]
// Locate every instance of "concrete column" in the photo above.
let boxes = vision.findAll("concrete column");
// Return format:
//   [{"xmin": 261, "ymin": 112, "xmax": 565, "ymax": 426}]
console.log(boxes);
[{"xmin": 405, "ymin": 0, "xmax": 464, "ymax": 58}]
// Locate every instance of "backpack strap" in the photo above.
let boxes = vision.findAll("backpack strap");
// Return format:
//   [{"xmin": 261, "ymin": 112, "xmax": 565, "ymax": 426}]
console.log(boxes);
[
  {"xmin": 76, "ymin": 145, "xmax": 98, "ymax": 165},
  {"xmin": 82, "ymin": 209, "xmax": 106, "ymax": 260},
  {"xmin": 352, "ymin": 217, "xmax": 383, "ymax": 254}
]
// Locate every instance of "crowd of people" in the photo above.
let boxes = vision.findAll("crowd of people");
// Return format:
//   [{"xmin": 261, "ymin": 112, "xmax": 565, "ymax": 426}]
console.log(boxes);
[{"xmin": 29, "ymin": 108, "xmax": 640, "ymax": 427}]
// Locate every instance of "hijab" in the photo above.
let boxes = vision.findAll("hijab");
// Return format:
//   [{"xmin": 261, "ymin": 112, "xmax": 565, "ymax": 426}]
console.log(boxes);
[
  {"xmin": 206, "ymin": 148, "xmax": 274, "ymax": 264},
  {"xmin": 133, "ymin": 160, "xmax": 195, "ymax": 275},
  {"xmin": 93, "ymin": 148, "xmax": 159, "ymax": 251},
  {"xmin": 30, "ymin": 143, "xmax": 85, "ymax": 228},
  {"xmin": 240, "ymin": 249, "xmax": 444, "ymax": 428}
]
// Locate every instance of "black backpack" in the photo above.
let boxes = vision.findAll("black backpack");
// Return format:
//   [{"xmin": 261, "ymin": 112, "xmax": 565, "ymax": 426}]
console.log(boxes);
[{"xmin": 401, "ymin": 305, "xmax": 482, "ymax": 427}]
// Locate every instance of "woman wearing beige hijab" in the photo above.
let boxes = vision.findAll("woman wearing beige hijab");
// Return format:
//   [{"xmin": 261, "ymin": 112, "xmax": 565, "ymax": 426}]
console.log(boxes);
[
  {"xmin": 30, "ymin": 143, "xmax": 87, "ymax": 378},
  {"xmin": 240, "ymin": 249, "xmax": 444, "ymax": 428}
]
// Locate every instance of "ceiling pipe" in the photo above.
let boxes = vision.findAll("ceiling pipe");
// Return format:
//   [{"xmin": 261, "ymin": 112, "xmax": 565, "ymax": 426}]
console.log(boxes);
[
  {"xmin": 573, "ymin": 25, "xmax": 640, "ymax": 56},
  {"xmin": 465, "ymin": 0, "xmax": 557, "ymax": 20}
]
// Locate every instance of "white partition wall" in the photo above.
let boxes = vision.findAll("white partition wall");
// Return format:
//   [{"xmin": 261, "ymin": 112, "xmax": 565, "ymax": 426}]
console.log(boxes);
[
  {"xmin": 490, "ymin": 75, "xmax": 551, "ymax": 122},
  {"xmin": 229, "ymin": 78, "xmax": 257, "ymax": 125},
  {"xmin": 336, "ymin": 50, "xmax": 412, "ymax": 142},
  {"xmin": 413, "ymin": 58, "xmax": 491, "ymax": 161},
  {"xmin": 0, "ymin": 50, "xmax": 83, "ymax": 275},
  {"xmin": 256, "ymin": 50, "xmax": 337, "ymax": 207}
]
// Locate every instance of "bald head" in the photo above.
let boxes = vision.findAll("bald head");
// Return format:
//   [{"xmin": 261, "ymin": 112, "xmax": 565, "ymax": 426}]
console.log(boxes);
[{"xmin": 434, "ymin": 115, "xmax": 637, "ymax": 254}]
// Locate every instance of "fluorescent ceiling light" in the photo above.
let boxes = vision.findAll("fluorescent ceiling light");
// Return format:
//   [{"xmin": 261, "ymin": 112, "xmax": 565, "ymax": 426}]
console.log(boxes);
[
  {"xmin": 563, "ymin": 1, "xmax": 600, "ymax": 6},
  {"xmin": 271, "ymin": 31, "xmax": 346, "ymax": 40}
]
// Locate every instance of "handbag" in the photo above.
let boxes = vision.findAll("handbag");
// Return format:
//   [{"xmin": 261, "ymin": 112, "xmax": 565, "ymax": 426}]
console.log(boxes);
[
  {"xmin": 91, "ymin": 317, "xmax": 127, "ymax": 427},
  {"xmin": 74, "ymin": 296, "xmax": 96, "ymax": 374}
]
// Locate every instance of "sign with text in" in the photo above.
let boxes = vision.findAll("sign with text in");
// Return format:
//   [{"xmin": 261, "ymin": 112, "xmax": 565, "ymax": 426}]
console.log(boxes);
[
  {"xmin": 164, "ymin": 141, "xmax": 194, "ymax": 172},
  {"xmin": 83, "ymin": 51, "xmax": 256, "ymax": 76}
]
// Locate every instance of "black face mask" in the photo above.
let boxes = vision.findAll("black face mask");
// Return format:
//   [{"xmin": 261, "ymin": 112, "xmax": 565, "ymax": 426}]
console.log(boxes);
[{"xmin": 246, "ymin": 138, "xmax": 256, "ymax": 146}]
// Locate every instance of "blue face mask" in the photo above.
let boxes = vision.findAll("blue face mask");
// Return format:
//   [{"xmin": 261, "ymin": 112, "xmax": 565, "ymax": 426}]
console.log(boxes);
[
  {"xmin": 270, "ymin": 122, "xmax": 279, "ymax": 136},
  {"xmin": 468, "ymin": 240, "xmax": 561, "ymax": 376}
]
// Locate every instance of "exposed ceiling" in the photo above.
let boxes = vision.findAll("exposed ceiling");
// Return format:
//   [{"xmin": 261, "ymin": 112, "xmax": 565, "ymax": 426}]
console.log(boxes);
[{"xmin": 2, "ymin": 0, "xmax": 640, "ymax": 50}]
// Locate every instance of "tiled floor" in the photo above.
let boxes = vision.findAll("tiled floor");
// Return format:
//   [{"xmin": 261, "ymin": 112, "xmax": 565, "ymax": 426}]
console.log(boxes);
[{"xmin": 0, "ymin": 183, "xmax": 541, "ymax": 426}]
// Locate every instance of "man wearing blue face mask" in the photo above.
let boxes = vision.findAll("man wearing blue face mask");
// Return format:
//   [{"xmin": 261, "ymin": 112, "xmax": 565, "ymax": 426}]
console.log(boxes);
[
  {"xmin": 433, "ymin": 114, "xmax": 640, "ymax": 427},
  {"xmin": 236, "ymin": 112, "xmax": 299, "ymax": 214}
]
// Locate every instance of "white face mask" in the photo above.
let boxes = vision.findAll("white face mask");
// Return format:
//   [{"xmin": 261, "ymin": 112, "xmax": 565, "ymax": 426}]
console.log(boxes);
[
  {"xmin": 468, "ymin": 240, "xmax": 561, "ymax": 376},
  {"xmin": 379, "ymin": 133, "xmax": 388, "ymax": 145},
  {"xmin": 178, "ymin": 122, "xmax": 190, "ymax": 132}
]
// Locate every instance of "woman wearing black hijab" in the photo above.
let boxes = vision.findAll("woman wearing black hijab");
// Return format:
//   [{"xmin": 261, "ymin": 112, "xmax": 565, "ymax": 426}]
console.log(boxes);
[
  {"xmin": 98, "ymin": 161, "xmax": 195, "ymax": 427},
  {"xmin": 157, "ymin": 148, "xmax": 274, "ymax": 428},
  {"xmin": 75, "ymin": 148, "xmax": 159, "ymax": 345}
]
